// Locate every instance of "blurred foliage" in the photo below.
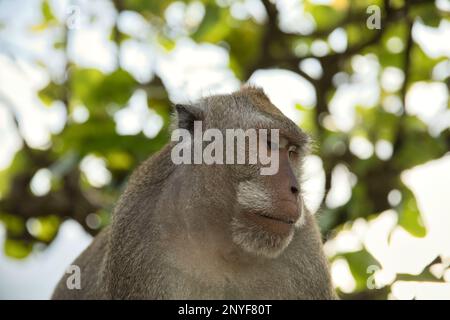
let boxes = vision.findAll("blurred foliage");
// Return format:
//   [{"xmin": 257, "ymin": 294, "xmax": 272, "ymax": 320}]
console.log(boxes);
[{"xmin": 0, "ymin": 0, "xmax": 449, "ymax": 299}]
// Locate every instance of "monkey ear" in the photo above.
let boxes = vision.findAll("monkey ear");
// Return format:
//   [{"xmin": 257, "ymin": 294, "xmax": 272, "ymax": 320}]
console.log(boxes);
[{"xmin": 175, "ymin": 104, "xmax": 204, "ymax": 131}]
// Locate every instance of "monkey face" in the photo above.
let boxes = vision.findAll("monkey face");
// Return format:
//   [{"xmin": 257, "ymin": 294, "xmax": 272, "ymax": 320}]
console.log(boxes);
[
  {"xmin": 172, "ymin": 86, "xmax": 310, "ymax": 259},
  {"xmin": 231, "ymin": 135, "xmax": 306, "ymax": 259}
]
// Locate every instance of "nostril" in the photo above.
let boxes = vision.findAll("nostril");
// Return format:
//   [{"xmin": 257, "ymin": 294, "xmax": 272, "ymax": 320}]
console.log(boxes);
[{"xmin": 290, "ymin": 186, "xmax": 299, "ymax": 195}]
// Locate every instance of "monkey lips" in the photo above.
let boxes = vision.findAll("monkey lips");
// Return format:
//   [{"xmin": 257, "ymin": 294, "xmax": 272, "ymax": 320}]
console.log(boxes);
[{"xmin": 243, "ymin": 200, "xmax": 300, "ymax": 236}]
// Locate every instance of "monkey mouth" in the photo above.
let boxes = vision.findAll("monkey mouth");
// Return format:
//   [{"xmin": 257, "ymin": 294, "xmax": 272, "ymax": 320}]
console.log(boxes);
[
  {"xmin": 254, "ymin": 212, "xmax": 295, "ymax": 225},
  {"xmin": 244, "ymin": 211, "xmax": 297, "ymax": 236}
]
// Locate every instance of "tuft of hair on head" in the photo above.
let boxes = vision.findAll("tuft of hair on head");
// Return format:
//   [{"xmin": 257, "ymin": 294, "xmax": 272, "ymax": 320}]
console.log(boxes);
[
  {"xmin": 235, "ymin": 85, "xmax": 271, "ymax": 105},
  {"xmin": 238, "ymin": 84, "xmax": 267, "ymax": 96},
  {"xmin": 235, "ymin": 84, "xmax": 285, "ymax": 118}
]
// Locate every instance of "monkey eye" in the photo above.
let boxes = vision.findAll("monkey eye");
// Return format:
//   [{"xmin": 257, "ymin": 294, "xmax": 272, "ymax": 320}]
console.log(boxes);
[{"xmin": 288, "ymin": 145, "xmax": 298, "ymax": 159}]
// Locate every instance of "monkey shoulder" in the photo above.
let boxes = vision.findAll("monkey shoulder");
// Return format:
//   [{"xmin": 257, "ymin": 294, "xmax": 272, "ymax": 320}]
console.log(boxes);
[{"xmin": 51, "ymin": 227, "xmax": 110, "ymax": 299}]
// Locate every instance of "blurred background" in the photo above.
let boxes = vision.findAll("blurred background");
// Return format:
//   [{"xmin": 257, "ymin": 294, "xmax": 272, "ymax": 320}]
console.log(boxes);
[{"xmin": 0, "ymin": 0, "xmax": 449, "ymax": 300}]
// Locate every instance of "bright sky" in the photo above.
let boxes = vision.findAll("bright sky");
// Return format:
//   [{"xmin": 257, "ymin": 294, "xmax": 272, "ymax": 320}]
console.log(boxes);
[{"xmin": 0, "ymin": 0, "xmax": 449, "ymax": 299}]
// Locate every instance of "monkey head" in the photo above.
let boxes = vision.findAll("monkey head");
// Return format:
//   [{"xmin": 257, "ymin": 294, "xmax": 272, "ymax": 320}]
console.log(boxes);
[{"xmin": 172, "ymin": 86, "xmax": 310, "ymax": 259}]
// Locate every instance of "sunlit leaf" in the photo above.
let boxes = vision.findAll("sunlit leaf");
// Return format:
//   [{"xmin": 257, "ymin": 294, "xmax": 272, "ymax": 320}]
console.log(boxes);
[
  {"xmin": 38, "ymin": 82, "xmax": 65, "ymax": 106},
  {"xmin": 41, "ymin": 0, "xmax": 57, "ymax": 23},
  {"xmin": 71, "ymin": 68, "xmax": 138, "ymax": 111},
  {"xmin": 192, "ymin": 4, "xmax": 228, "ymax": 42},
  {"xmin": 0, "ymin": 213, "xmax": 25, "ymax": 237},
  {"xmin": 31, "ymin": 215, "xmax": 61, "ymax": 243},
  {"xmin": 342, "ymin": 250, "xmax": 381, "ymax": 292},
  {"xmin": 397, "ymin": 188, "xmax": 426, "ymax": 237},
  {"xmin": 4, "ymin": 239, "xmax": 32, "ymax": 259}
]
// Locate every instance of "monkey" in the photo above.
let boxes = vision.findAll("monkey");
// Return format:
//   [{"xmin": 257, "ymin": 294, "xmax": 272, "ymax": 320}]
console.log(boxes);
[{"xmin": 52, "ymin": 86, "xmax": 336, "ymax": 300}]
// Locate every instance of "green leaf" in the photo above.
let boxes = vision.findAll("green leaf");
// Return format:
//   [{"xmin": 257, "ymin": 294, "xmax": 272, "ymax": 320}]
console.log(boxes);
[
  {"xmin": 397, "ymin": 188, "xmax": 426, "ymax": 237},
  {"xmin": 41, "ymin": 0, "xmax": 56, "ymax": 23},
  {"xmin": 107, "ymin": 151, "xmax": 134, "ymax": 170},
  {"xmin": 192, "ymin": 4, "xmax": 228, "ymax": 43},
  {"xmin": 4, "ymin": 239, "xmax": 32, "ymax": 259},
  {"xmin": 394, "ymin": 116, "xmax": 448, "ymax": 168},
  {"xmin": 295, "ymin": 103, "xmax": 317, "ymax": 136},
  {"xmin": 0, "ymin": 213, "xmax": 25, "ymax": 237},
  {"xmin": 71, "ymin": 68, "xmax": 138, "ymax": 111},
  {"xmin": 30, "ymin": 216, "xmax": 61, "ymax": 243},
  {"xmin": 304, "ymin": 4, "xmax": 345, "ymax": 32},
  {"xmin": 410, "ymin": 3, "xmax": 441, "ymax": 27},
  {"xmin": 226, "ymin": 19, "xmax": 262, "ymax": 77},
  {"xmin": 158, "ymin": 35, "xmax": 176, "ymax": 51},
  {"xmin": 123, "ymin": 0, "xmax": 171, "ymax": 16},
  {"xmin": 38, "ymin": 82, "xmax": 65, "ymax": 106},
  {"xmin": 56, "ymin": 116, "xmax": 169, "ymax": 159},
  {"xmin": 342, "ymin": 250, "xmax": 381, "ymax": 292},
  {"xmin": 410, "ymin": 45, "xmax": 443, "ymax": 82},
  {"xmin": 0, "ymin": 150, "xmax": 28, "ymax": 197}
]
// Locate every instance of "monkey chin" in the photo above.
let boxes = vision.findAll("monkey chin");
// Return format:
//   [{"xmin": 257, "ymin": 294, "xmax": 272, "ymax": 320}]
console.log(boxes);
[{"xmin": 230, "ymin": 215, "xmax": 295, "ymax": 259}]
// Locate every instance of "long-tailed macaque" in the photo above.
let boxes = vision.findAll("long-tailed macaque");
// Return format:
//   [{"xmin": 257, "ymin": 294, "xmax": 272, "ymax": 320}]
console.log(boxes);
[{"xmin": 52, "ymin": 86, "xmax": 336, "ymax": 299}]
